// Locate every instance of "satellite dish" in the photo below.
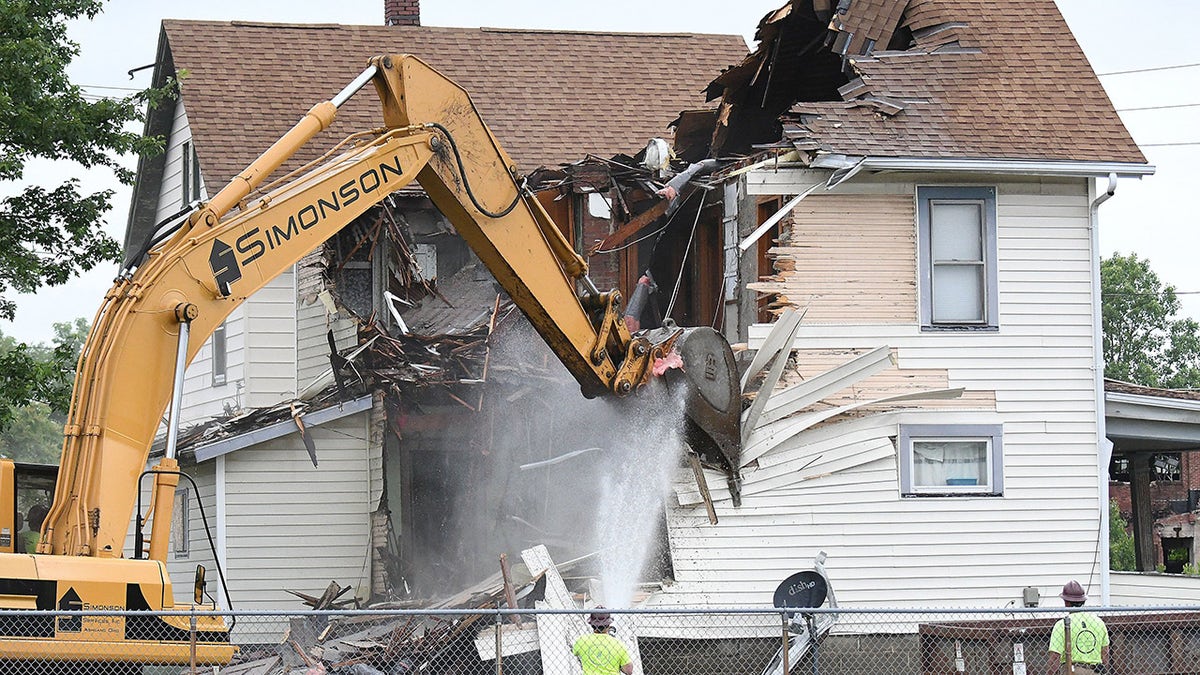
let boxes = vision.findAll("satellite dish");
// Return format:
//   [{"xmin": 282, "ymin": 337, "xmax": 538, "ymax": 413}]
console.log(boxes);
[{"xmin": 772, "ymin": 570, "xmax": 828, "ymax": 611}]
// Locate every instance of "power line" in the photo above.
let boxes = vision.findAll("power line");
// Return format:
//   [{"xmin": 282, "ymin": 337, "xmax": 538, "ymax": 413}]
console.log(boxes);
[
  {"xmin": 1106, "ymin": 291, "xmax": 1200, "ymax": 297},
  {"xmin": 78, "ymin": 84, "xmax": 142, "ymax": 92},
  {"xmin": 1097, "ymin": 62, "xmax": 1200, "ymax": 77},
  {"xmin": 1139, "ymin": 142, "xmax": 1200, "ymax": 147},
  {"xmin": 1117, "ymin": 103, "xmax": 1200, "ymax": 112}
]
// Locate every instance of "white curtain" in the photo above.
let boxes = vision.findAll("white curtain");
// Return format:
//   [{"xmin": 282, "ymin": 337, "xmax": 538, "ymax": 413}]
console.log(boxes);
[{"xmin": 913, "ymin": 440, "xmax": 987, "ymax": 488}]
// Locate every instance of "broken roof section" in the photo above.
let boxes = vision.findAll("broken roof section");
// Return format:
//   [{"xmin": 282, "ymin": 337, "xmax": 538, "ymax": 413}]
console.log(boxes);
[{"xmin": 699, "ymin": 0, "xmax": 1146, "ymax": 166}]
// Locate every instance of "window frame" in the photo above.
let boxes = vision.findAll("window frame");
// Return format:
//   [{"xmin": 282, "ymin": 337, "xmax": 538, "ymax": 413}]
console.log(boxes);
[
  {"xmin": 898, "ymin": 423, "xmax": 1005, "ymax": 497},
  {"xmin": 211, "ymin": 322, "xmax": 227, "ymax": 387},
  {"xmin": 181, "ymin": 140, "xmax": 191, "ymax": 204},
  {"xmin": 181, "ymin": 141, "xmax": 200, "ymax": 205},
  {"xmin": 171, "ymin": 487, "xmax": 190, "ymax": 558},
  {"xmin": 917, "ymin": 186, "xmax": 999, "ymax": 331}
]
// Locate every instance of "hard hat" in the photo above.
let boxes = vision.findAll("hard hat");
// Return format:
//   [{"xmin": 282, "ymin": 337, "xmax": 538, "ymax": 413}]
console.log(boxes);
[
  {"xmin": 588, "ymin": 608, "xmax": 612, "ymax": 628},
  {"xmin": 1060, "ymin": 580, "xmax": 1087, "ymax": 603}
]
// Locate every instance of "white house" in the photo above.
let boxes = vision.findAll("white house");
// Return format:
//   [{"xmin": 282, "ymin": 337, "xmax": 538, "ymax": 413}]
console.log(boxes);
[{"xmin": 635, "ymin": 0, "xmax": 1157, "ymax": 625}]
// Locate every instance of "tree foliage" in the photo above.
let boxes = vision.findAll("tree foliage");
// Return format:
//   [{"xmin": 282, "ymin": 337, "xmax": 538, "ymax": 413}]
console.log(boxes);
[
  {"xmin": 1109, "ymin": 499, "xmax": 1136, "ymax": 572},
  {"xmin": 0, "ymin": 0, "xmax": 169, "ymax": 426},
  {"xmin": 1101, "ymin": 252, "xmax": 1200, "ymax": 388},
  {"xmin": 0, "ymin": 319, "xmax": 88, "ymax": 463}
]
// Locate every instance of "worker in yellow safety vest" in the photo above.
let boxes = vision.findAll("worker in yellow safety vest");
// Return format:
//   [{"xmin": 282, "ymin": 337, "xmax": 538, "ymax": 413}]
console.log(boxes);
[
  {"xmin": 1047, "ymin": 580, "xmax": 1109, "ymax": 674},
  {"xmin": 572, "ymin": 609, "xmax": 633, "ymax": 675}
]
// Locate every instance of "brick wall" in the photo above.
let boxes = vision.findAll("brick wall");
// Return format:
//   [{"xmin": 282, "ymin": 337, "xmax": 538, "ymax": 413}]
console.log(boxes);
[
  {"xmin": 384, "ymin": 0, "xmax": 419, "ymax": 26},
  {"xmin": 582, "ymin": 207, "xmax": 620, "ymax": 292}
]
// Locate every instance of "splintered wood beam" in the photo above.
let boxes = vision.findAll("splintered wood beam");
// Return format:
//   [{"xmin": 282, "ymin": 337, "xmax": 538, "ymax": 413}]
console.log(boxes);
[
  {"xmin": 499, "ymin": 553, "xmax": 523, "ymax": 626},
  {"xmin": 689, "ymin": 453, "xmax": 719, "ymax": 525},
  {"xmin": 591, "ymin": 199, "xmax": 670, "ymax": 253}
]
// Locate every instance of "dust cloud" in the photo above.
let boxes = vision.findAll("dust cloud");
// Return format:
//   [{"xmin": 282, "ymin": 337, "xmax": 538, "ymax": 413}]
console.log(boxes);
[{"xmin": 402, "ymin": 317, "xmax": 687, "ymax": 607}]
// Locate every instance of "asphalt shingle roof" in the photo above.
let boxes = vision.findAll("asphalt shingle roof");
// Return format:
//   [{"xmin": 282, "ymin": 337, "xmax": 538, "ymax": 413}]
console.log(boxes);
[
  {"xmin": 160, "ymin": 20, "xmax": 749, "ymax": 194},
  {"xmin": 713, "ymin": 0, "xmax": 1146, "ymax": 165}
]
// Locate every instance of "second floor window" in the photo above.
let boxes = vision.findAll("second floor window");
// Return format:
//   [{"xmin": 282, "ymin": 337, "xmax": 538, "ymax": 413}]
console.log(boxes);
[
  {"xmin": 211, "ymin": 322, "xmax": 227, "ymax": 387},
  {"xmin": 917, "ymin": 186, "xmax": 998, "ymax": 330}
]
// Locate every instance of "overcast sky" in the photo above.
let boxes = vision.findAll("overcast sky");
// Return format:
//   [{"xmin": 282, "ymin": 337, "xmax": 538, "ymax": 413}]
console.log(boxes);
[{"xmin": 3, "ymin": 0, "xmax": 1198, "ymax": 344}]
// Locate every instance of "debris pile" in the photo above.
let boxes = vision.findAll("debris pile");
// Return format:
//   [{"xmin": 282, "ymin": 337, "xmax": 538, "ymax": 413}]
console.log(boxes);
[
  {"xmin": 223, "ymin": 545, "xmax": 641, "ymax": 675},
  {"xmin": 360, "ymin": 307, "xmax": 505, "ymax": 412}
]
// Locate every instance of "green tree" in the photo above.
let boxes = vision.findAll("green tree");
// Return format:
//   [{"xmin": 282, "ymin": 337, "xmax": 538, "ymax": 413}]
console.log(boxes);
[
  {"xmin": 1101, "ymin": 252, "xmax": 1200, "ymax": 388},
  {"xmin": 0, "ymin": 319, "xmax": 88, "ymax": 463},
  {"xmin": 1109, "ymin": 499, "xmax": 1135, "ymax": 572},
  {"xmin": 0, "ymin": 0, "xmax": 167, "ymax": 429}
]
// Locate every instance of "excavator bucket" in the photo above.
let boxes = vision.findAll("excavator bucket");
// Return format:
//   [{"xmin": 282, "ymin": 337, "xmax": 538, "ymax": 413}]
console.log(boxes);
[{"xmin": 663, "ymin": 327, "xmax": 742, "ymax": 471}]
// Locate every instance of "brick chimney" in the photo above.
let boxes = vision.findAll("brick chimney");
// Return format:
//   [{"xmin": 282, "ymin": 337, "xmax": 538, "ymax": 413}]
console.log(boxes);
[{"xmin": 385, "ymin": 0, "xmax": 419, "ymax": 26}]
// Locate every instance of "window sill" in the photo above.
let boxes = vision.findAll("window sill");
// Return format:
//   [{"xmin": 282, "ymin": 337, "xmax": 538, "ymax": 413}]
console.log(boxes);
[
  {"xmin": 920, "ymin": 325, "xmax": 999, "ymax": 333},
  {"xmin": 902, "ymin": 492, "xmax": 1004, "ymax": 498}
]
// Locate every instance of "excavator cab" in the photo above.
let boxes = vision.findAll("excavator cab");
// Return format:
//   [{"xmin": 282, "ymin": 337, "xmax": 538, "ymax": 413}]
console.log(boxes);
[{"xmin": 0, "ymin": 459, "xmax": 57, "ymax": 555}]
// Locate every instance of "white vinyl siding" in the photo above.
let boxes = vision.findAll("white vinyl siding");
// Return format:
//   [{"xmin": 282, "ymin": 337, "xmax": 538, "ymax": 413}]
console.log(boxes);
[
  {"xmin": 180, "ymin": 308, "xmax": 246, "ymax": 422},
  {"xmin": 220, "ymin": 413, "xmax": 372, "ymax": 609},
  {"xmin": 658, "ymin": 172, "xmax": 1099, "ymax": 617},
  {"xmin": 244, "ymin": 267, "xmax": 297, "ymax": 408},
  {"xmin": 154, "ymin": 101, "xmax": 199, "ymax": 223}
]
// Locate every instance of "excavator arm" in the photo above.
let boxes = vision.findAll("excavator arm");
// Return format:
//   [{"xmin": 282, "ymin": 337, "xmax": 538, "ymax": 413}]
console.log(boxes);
[{"xmin": 0, "ymin": 54, "xmax": 740, "ymax": 666}]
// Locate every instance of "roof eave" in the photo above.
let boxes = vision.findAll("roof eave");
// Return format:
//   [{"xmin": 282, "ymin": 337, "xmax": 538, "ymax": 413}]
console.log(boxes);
[
  {"xmin": 1107, "ymin": 391, "xmax": 1200, "ymax": 415},
  {"xmin": 192, "ymin": 394, "xmax": 373, "ymax": 463},
  {"xmin": 846, "ymin": 156, "xmax": 1155, "ymax": 178}
]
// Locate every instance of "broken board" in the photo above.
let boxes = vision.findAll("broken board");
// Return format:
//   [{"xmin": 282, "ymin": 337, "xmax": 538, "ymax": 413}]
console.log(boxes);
[{"xmin": 474, "ymin": 621, "xmax": 541, "ymax": 660}]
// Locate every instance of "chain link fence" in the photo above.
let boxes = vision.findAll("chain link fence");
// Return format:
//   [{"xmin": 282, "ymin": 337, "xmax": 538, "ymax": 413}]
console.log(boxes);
[{"xmin": 0, "ymin": 606, "xmax": 1195, "ymax": 674}]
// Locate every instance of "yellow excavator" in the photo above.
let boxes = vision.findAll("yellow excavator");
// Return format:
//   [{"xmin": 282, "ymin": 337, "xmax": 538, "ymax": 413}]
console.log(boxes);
[{"xmin": 0, "ymin": 55, "xmax": 742, "ymax": 669}]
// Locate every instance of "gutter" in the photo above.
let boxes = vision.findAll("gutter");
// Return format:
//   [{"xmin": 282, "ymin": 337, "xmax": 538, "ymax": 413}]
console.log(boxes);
[
  {"xmin": 1091, "ymin": 173, "xmax": 1117, "ymax": 605},
  {"xmin": 1106, "ymin": 391, "xmax": 1200, "ymax": 413},
  {"xmin": 811, "ymin": 156, "xmax": 1155, "ymax": 178}
]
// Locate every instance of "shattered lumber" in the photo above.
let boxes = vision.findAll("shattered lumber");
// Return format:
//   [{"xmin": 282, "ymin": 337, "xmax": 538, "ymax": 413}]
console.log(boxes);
[{"xmin": 232, "ymin": 545, "xmax": 637, "ymax": 674}]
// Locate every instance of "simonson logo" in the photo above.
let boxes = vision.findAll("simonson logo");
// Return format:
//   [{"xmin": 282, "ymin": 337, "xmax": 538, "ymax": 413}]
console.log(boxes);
[{"xmin": 208, "ymin": 155, "xmax": 407, "ymax": 296}]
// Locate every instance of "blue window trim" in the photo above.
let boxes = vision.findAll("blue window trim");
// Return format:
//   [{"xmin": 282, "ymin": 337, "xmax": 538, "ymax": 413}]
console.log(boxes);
[
  {"xmin": 917, "ymin": 186, "xmax": 999, "ymax": 331},
  {"xmin": 898, "ymin": 423, "xmax": 1004, "ymax": 497}
]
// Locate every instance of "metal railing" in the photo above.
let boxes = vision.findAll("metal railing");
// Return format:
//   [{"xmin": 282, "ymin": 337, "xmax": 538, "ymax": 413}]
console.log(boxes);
[{"xmin": 0, "ymin": 605, "xmax": 1191, "ymax": 673}]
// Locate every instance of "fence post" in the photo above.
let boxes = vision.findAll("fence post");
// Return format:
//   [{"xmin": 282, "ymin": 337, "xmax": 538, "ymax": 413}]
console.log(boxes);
[
  {"xmin": 782, "ymin": 611, "xmax": 790, "ymax": 675},
  {"xmin": 1064, "ymin": 615, "xmax": 1072, "ymax": 675},
  {"xmin": 189, "ymin": 607, "xmax": 198, "ymax": 674},
  {"xmin": 806, "ymin": 613, "xmax": 818, "ymax": 675},
  {"xmin": 495, "ymin": 602, "xmax": 503, "ymax": 675}
]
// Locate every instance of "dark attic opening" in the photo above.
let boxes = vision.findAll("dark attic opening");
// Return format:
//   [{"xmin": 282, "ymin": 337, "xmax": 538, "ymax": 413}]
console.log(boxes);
[{"xmin": 696, "ymin": 0, "xmax": 918, "ymax": 159}]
